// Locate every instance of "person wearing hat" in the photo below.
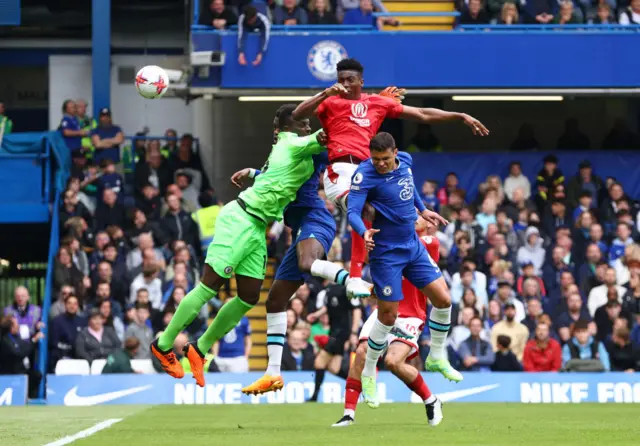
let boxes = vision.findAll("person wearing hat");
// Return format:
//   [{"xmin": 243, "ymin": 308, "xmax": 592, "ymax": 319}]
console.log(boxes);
[
  {"xmin": 567, "ymin": 159, "xmax": 604, "ymax": 208},
  {"xmin": 536, "ymin": 154, "xmax": 564, "ymax": 193},
  {"xmin": 90, "ymin": 108, "xmax": 125, "ymax": 165},
  {"xmin": 490, "ymin": 299, "xmax": 529, "ymax": 361}
]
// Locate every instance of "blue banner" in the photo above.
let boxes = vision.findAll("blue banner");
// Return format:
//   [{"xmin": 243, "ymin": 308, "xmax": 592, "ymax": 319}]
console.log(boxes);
[
  {"xmin": 46, "ymin": 372, "xmax": 640, "ymax": 405},
  {"xmin": 0, "ymin": 375, "xmax": 27, "ymax": 406},
  {"xmin": 191, "ymin": 30, "xmax": 640, "ymax": 89},
  {"xmin": 411, "ymin": 151, "xmax": 640, "ymax": 200}
]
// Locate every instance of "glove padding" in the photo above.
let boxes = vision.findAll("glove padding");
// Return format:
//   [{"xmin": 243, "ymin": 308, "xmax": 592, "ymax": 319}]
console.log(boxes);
[{"xmin": 378, "ymin": 86, "xmax": 407, "ymax": 103}]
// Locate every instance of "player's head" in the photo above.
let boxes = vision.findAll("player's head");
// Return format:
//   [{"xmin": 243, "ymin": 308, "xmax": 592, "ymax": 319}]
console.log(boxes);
[
  {"xmin": 369, "ymin": 132, "xmax": 397, "ymax": 174},
  {"xmin": 276, "ymin": 104, "xmax": 311, "ymax": 137},
  {"xmin": 336, "ymin": 58, "xmax": 364, "ymax": 98}
]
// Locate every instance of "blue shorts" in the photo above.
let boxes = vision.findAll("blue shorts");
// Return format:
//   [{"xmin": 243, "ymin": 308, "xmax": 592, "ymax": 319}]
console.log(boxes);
[
  {"xmin": 369, "ymin": 235, "xmax": 442, "ymax": 302},
  {"xmin": 274, "ymin": 207, "xmax": 336, "ymax": 282}
]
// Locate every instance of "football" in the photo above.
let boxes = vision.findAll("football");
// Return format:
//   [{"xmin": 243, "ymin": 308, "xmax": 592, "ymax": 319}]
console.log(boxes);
[{"xmin": 135, "ymin": 65, "xmax": 170, "ymax": 99}]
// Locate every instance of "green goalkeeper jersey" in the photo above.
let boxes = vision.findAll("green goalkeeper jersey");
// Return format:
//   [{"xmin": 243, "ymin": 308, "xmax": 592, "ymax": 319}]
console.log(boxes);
[{"xmin": 239, "ymin": 130, "xmax": 325, "ymax": 224}]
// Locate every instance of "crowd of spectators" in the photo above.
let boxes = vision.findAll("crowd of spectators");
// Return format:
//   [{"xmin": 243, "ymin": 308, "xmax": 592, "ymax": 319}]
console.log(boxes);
[{"xmin": 456, "ymin": 0, "xmax": 640, "ymax": 26}]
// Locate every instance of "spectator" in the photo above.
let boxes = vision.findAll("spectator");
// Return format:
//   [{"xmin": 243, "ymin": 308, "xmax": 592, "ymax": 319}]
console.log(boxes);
[
  {"xmin": 619, "ymin": 0, "xmax": 640, "ymax": 25},
  {"xmin": 458, "ymin": 317, "xmax": 495, "ymax": 371},
  {"xmin": 557, "ymin": 292, "xmax": 596, "ymax": 343},
  {"xmin": 0, "ymin": 316, "xmax": 44, "ymax": 398},
  {"xmin": 503, "ymin": 162, "xmax": 531, "ymax": 202},
  {"xmin": 54, "ymin": 246, "xmax": 90, "ymax": 301},
  {"xmin": 135, "ymin": 147, "xmax": 174, "ymax": 199},
  {"xmin": 136, "ymin": 184, "xmax": 163, "ymax": 222},
  {"xmin": 494, "ymin": 280, "xmax": 525, "ymax": 321},
  {"xmin": 49, "ymin": 285, "xmax": 76, "ymax": 320},
  {"xmin": 449, "ymin": 307, "xmax": 478, "ymax": 351},
  {"xmin": 98, "ymin": 299, "xmax": 125, "ymax": 342},
  {"xmin": 515, "ymin": 226, "xmax": 545, "ymax": 276},
  {"xmin": 274, "ymin": 0, "xmax": 309, "ymax": 24},
  {"xmin": 459, "ymin": 0, "xmax": 490, "ymax": 24},
  {"xmin": 521, "ymin": 296, "xmax": 543, "ymax": 334},
  {"xmin": 102, "ymin": 337, "xmax": 140, "ymax": 374},
  {"xmin": 308, "ymin": 0, "xmax": 339, "ymax": 24},
  {"xmin": 89, "ymin": 282, "xmax": 123, "ymax": 320},
  {"xmin": 59, "ymin": 100, "xmax": 87, "ymax": 158},
  {"xmin": 3, "ymin": 286, "xmax": 42, "ymax": 339},
  {"xmin": 0, "ymin": 101, "xmax": 13, "ymax": 135},
  {"xmin": 60, "ymin": 188, "xmax": 92, "ymax": 229},
  {"xmin": 282, "ymin": 328, "xmax": 315, "ymax": 371},
  {"xmin": 491, "ymin": 334, "xmax": 523, "ymax": 371},
  {"xmin": 589, "ymin": 223, "xmax": 609, "ymax": 258},
  {"xmin": 476, "ymin": 198, "xmax": 498, "ymax": 236},
  {"xmin": 594, "ymin": 299, "xmax": 631, "ymax": 342},
  {"xmin": 126, "ymin": 233, "xmax": 165, "ymax": 272},
  {"xmin": 161, "ymin": 184, "xmax": 200, "ymax": 217},
  {"xmin": 48, "ymin": 295, "xmax": 85, "ymax": 370},
  {"xmin": 199, "ymin": 0, "xmax": 238, "ymax": 29},
  {"xmin": 450, "ymin": 258, "xmax": 488, "ymax": 306},
  {"xmin": 497, "ymin": 2, "xmax": 519, "ymax": 23},
  {"xmin": 174, "ymin": 170, "xmax": 200, "ymax": 212},
  {"xmin": 124, "ymin": 303, "xmax": 154, "ymax": 359},
  {"xmin": 517, "ymin": 263, "xmax": 547, "ymax": 297},
  {"xmin": 130, "ymin": 265, "xmax": 163, "ymax": 309},
  {"xmin": 605, "ymin": 321, "xmax": 640, "ymax": 372},
  {"xmin": 94, "ymin": 189, "xmax": 126, "ymax": 231},
  {"xmin": 491, "ymin": 301, "xmax": 529, "ymax": 360},
  {"xmin": 214, "ymin": 304, "xmax": 252, "ymax": 372},
  {"xmin": 170, "ymin": 134, "xmax": 211, "ymax": 192},
  {"xmin": 562, "ymin": 319, "xmax": 610, "ymax": 371},
  {"xmin": 420, "ymin": 180, "xmax": 439, "ymax": 212},
  {"xmin": 588, "ymin": 266, "xmax": 625, "ymax": 317},
  {"xmin": 75, "ymin": 309, "xmax": 121, "ymax": 363},
  {"xmin": 92, "ymin": 261, "xmax": 127, "ymax": 307},
  {"xmin": 96, "ymin": 159, "xmax": 124, "ymax": 205},
  {"xmin": 63, "ymin": 236, "xmax": 90, "ymax": 277},
  {"xmin": 567, "ymin": 160, "xmax": 603, "ymax": 208},
  {"xmin": 591, "ymin": 2, "xmax": 615, "ymax": 23},
  {"xmin": 90, "ymin": 108, "xmax": 124, "ymax": 164},
  {"xmin": 523, "ymin": 0, "xmax": 557, "ymax": 22},
  {"xmin": 237, "ymin": 6, "xmax": 270, "ymax": 66},
  {"xmin": 622, "ymin": 271, "xmax": 640, "ymax": 316},
  {"xmin": 522, "ymin": 322, "xmax": 562, "ymax": 372},
  {"xmin": 608, "ymin": 222, "xmax": 634, "ymax": 266},
  {"xmin": 578, "ymin": 243, "xmax": 602, "ymax": 295},
  {"xmin": 161, "ymin": 194, "xmax": 200, "ymax": 250},
  {"xmin": 510, "ymin": 123, "xmax": 540, "ymax": 151},
  {"xmin": 572, "ymin": 191, "xmax": 594, "ymax": 222},
  {"xmin": 553, "ymin": 1, "xmax": 581, "ymax": 23}
]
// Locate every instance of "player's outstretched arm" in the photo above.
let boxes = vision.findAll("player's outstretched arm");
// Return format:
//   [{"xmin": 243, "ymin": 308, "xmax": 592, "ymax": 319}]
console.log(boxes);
[
  {"xmin": 292, "ymin": 83, "xmax": 348, "ymax": 120},
  {"xmin": 399, "ymin": 106, "xmax": 490, "ymax": 136}
]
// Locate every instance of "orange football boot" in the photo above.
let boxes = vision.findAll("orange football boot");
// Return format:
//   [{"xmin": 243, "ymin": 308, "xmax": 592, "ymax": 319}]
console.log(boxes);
[
  {"xmin": 184, "ymin": 342, "xmax": 207, "ymax": 387},
  {"xmin": 242, "ymin": 375, "xmax": 284, "ymax": 395},
  {"xmin": 151, "ymin": 339, "xmax": 184, "ymax": 379}
]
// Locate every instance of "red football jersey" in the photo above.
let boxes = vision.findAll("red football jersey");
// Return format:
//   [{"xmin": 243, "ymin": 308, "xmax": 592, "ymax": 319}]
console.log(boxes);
[
  {"xmin": 316, "ymin": 93, "xmax": 404, "ymax": 162},
  {"xmin": 398, "ymin": 236, "xmax": 441, "ymax": 321}
]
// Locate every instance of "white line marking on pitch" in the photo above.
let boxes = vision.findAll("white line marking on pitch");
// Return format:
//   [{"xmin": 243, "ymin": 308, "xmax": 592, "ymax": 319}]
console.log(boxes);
[{"xmin": 43, "ymin": 418, "xmax": 123, "ymax": 446}]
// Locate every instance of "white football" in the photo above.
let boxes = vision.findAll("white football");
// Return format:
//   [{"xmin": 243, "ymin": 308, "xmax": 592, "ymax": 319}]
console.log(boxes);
[{"xmin": 135, "ymin": 65, "xmax": 170, "ymax": 99}]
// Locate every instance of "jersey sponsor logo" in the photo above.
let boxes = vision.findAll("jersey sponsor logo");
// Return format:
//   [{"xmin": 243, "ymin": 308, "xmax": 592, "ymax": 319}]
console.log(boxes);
[
  {"xmin": 307, "ymin": 41, "xmax": 348, "ymax": 81},
  {"xmin": 382, "ymin": 286, "xmax": 392, "ymax": 296},
  {"xmin": 349, "ymin": 102, "xmax": 370, "ymax": 127},
  {"xmin": 398, "ymin": 177, "xmax": 413, "ymax": 201},
  {"xmin": 224, "ymin": 266, "xmax": 233, "ymax": 275},
  {"xmin": 352, "ymin": 172, "xmax": 363, "ymax": 185}
]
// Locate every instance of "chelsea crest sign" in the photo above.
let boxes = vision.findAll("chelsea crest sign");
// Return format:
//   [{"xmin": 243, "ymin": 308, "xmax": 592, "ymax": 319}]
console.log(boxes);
[{"xmin": 307, "ymin": 41, "xmax": 348, "ymax": 82}]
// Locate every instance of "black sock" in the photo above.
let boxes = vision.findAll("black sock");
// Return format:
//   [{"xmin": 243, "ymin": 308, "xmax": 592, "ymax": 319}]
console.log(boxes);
[
  {"xmin": 311, "ymin": 369, "xmax": 326, "ymax": 400},
  {"xmin": 336, "ymin": 367, "xmax": 348, "ymax": 380}
]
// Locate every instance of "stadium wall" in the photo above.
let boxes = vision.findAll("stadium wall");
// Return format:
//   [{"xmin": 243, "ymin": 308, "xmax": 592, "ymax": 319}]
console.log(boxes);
[{"xmin": 2, "ymin": 373, "xmax": 639, "ymax": 406}]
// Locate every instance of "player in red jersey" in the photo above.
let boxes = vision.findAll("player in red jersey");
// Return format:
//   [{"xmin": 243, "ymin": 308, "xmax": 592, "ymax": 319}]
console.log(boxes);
[
  {"xmin": 332, "ymin": 216, "xmax": 445, "ymax": 427},
  {"xmin": 293, "ymin": 58, "xmax": 488, "ymax": 299}
]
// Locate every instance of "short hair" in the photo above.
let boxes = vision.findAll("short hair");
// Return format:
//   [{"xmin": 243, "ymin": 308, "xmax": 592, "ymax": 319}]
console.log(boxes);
[
  {"xmin": 369, "ymin": 132, "xmax": 396, "ymax": 152},
  {"xmin": 470, "ymin": 316, "xmax": 483, "ymax": 326},
  {"xmin": 136, "ymin": 287, "xmax": 149, "ymax": 296},
  {"xmin": 336, "ymin": 58, "xmax": 363, "ymax": 74},
  {"xmin": 243, "ymin": 5, "xmax": 257, "ymax": 19},
  {"xmin": 509, "ymin": 161, "xmax": 521, "ymax": 169},
  {"xmin": 573, "ymin": 319, "xmax": 589, "ymax": 332},
  {"xmin": 63, "ymin": 294, "xmax": 78, "ymax": 304},
  {"xmin": 579, "ymin": 190, "xmax": 593, "ymax": 199},
  {"xmin": 89, "ymin": 309, "xmax": 102, "ymax": 320},
  {"xmin": 497, "ymin": 335, "xmax": 511, "ymax": 349},
  {"xmin": 135, "ymin": 301, "xmax": 151, "ymax": 311},
  {"xmin": 276, "ymin": 104, "xmax": 297, "ymax": 130},
  {"xmin": 124, "ymin": 336, "xmax": 140, "ymax": 352},
  {"xmin": 460, "ymin": 266, "xmax": 473, "ymax": 276}
]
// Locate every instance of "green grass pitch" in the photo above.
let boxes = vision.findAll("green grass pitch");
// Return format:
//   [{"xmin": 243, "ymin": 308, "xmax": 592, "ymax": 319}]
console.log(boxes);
[{"xmin": 2, "ymin": 403, "xmax": 639, "ymax": 446}]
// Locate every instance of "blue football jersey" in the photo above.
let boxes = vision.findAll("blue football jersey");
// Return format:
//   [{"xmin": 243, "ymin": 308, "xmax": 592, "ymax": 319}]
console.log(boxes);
[
  {"xmin": 286, "ymin": 152, "xmax": 329, "ymax": 211},
  {"xmin": 347, "ymin": 152, "xmax": 426, "ymax": 246}
]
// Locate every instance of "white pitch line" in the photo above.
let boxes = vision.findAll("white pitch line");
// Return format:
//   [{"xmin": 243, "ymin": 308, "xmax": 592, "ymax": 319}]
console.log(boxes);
[{"xmin": 43, "ymin": 418, "xmax": 123, "ymax": 446}]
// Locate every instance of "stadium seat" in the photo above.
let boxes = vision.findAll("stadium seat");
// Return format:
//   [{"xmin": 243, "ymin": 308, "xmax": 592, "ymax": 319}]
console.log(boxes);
[
  {"xmin": 54, "ymin": 359, "xmax": 91, "ymax": 376},
  {"xmin": 131, "ymin": 359, "xmax": 156, "ymax": 374},
  {"xmin": 90, "ymin": 359, "xmax": 107, "ymax": 375}
]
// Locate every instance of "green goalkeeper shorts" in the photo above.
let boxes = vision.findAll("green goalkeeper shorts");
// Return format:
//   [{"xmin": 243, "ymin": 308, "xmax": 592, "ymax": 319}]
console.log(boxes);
[{"xmin": 205, "ymin": 200, "xmax": 268, "ymax": 280}]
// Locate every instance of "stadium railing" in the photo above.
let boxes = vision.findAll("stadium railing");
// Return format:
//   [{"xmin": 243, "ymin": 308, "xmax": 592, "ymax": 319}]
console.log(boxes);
[{"xmin": 458, "ymin": 24, "xmax": 640, "ymax": 32}]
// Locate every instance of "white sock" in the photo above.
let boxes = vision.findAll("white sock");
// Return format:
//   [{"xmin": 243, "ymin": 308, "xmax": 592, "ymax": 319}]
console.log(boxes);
[
  {"xmin": 362, "ymin": 319, "xmax": 392, "ymax": 376},
  {"xmin": 344, "ymin": 408, "xmax": 355, "ymax": 419},
  {"xmin": 428, "ymin": 306, "xmax": 451, "ymax": 360},
  {"xmin": 425, "ymin": 394, "xmax": 436, "ymax": 404},
  {"xmin": 265, "ymin": 312, "xmax": 287, "ymax": 376},
  {"xmin": 310, "ymin": 259, "xmax": 349, "ymax": 285}
]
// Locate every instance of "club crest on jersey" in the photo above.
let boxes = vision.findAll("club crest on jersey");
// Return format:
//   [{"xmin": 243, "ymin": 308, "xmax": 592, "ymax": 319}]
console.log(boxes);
[
  {"xmin": 350, "ymin": 102, "xmax": 370, "ymax": 127},
  {"xmin": 382, "ymin": 286, "xmax": 393, "ymax": 296},
  {"xmin": 353, "ymin": 172, "xmax": 363, "ymax": 185},
  {"xmin": 224, "ymin": 266, "xmax": 233, "ymax": 275},
  {"xmin": 398, "ymin": 177, "xmax": 413, "ymax": 201},
  {"xmin": 307, "ymin": 40, "xmax": 348, "ymax": 81}
]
